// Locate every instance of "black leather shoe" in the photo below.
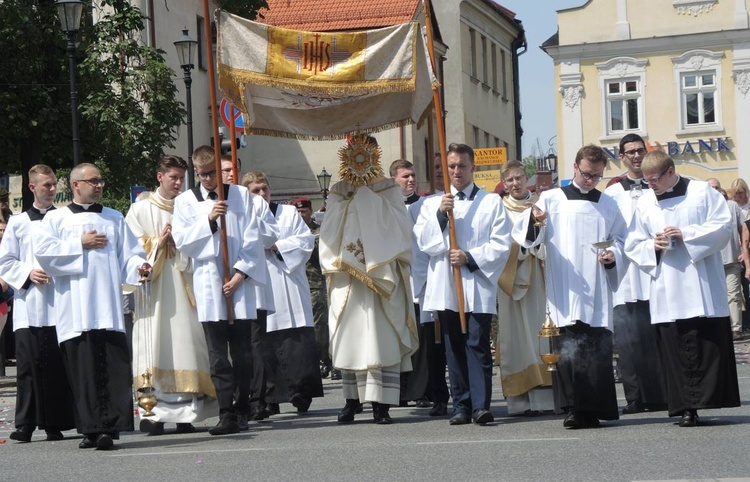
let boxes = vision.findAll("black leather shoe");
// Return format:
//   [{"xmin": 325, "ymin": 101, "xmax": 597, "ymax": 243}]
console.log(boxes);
[
  {"xmin": 679, "ymin": 410, "xmax": 699, "ymax": 427},
  {"xmin": 582, "ymin": 413, "xmax": 600, "ymax": 428},
  {"xmin": 9, "ymin": 426, "xmax": 34, "ymax": 443},
  {"xmin": 291, "ymin": 393, "xmax": 312, "ymax": 413},
  {"xmin": 209, "ymin": 414, "xmax": 240, "ymax": 435},
  {"xmin": 563, "ymin": 411, "xmax": 584, "ymax": 429},
  {"xmin": 236, "ymin": 414, "xmax": 249, "ymax": 432},
  {"xmin": 45, "ymin": 430, "xmax": 64, "ymax": 441},
  {"xmin": 320, "ymin": 364, "xmax": 331, "ymax": 379},
  {"xmin": 338, "ymin": 399, "xmax": 362, "ymax": 423},
  {"xmin": 79, "ymin": 436, "xmax": 97, "ymax": 449},
  {"xmin": 622, "ymin": 401, "xmax": 644, "ymax": 415},
  {"xmin": 252, "ymin": 407, "xmax": 272, "ymax": 421},
  {"xmin": 330, "ymin": 369, "xmax": 342, "ymax": 380},
  {"xmin": 140, "ymin": 419, "xmax": 165, "ymax": 436},
  {"xmin": 373, "ymin": 403, "xmax": 393, "ymax": 425},
  {"xmin": 95, "ymin": 433, "xmax": 114, "ymax": 450},
  {"xmin": 472, "ymin": 409, "xmax": 494, "ymax": 425},
  {"xmin": 268, "ymin": 403, "xmax": 280, "ymax": 415},
  {"xmin": 449, "ymin": 412, "xmax": 471, "ymax": 425},
  {"xmin": 175, "ymin": 423, "xmax": 196, "ymax": 434},
  {"xmin": 415, "ymin": 398, "xmax": 432, "ymax": 408},
  {"xmin": 429, "ymin": 402, "xmax": 448, "ymax": 417}
]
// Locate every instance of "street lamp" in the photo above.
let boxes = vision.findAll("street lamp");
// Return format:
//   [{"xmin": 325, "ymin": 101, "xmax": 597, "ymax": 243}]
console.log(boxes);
[
  {"xmin": 174, "ymin": 28, "xmax": 199, "ymax": 188},
  {"xmin": 317, "ymin": 168, "xmax": 332, "ymax": 204},
  {"xmin": 56, "ymin": 0, "xmax": 85, "ymax": 166}
]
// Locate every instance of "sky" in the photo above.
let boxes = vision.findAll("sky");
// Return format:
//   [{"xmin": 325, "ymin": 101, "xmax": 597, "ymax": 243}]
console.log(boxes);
[{"xmin": 495, "ymin": 0, "xmax": 587, "ymax": 158}]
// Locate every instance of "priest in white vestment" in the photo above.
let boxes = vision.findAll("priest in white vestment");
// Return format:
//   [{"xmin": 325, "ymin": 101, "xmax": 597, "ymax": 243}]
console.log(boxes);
[
  {"xmin": 416, "ymin": 143, "xmax": 512, "ymax": 426},
  {"xmin": 320, "ymin": 134, "xmax": 418, "ymax": 425},
  {"xmin": 604, "ymin": 134, "xmax": 666, "ymax": 416},
  {"xmin": 0, "ymin": 164, "xmax": 75, "ymax": 443},
  {"xmin": 125, "ymin": 156, "xmax": 218, "ymax": 435},
  {"xmin": 495, "ymin": 160, "xmax": 553, "ymax": 416},
  {"xmin": 624, "ymin": 150, "xmax": 740, "ymax": 427},
  {"xmin": 34, "ymin": 163, "xmax": 150, "ymax": 450},
  {"xmin": 242, "ymin": 171, "xmax": 323, "ymax": 413},
  {"xmin": 172, "ymin": 146, "xmax": 267, "ymax": 436},
  {"xmin": 512, "ymin": 145, "xmax": 627, "ymax": 429}
]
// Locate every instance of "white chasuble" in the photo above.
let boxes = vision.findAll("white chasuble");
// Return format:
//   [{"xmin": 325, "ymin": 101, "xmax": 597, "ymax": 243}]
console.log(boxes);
[
  {"xmin": 34, "ymin": 205, "xmax": 146, "ymax": 342},
  {"xmin": 172, "ymin": 184, "xmax": 265, "ymax": 322},
  {"xmin": 624, "ymin": 179, "xmax": 730, "ymax": 324},
  {"xmin": 266, "ymin": 204, "xmax": 315, "ymax": 332},
  {"xmin": 415, "ymin": 188, "xmax": 512, "ymax": 314},
  {"xmin": 511, "ymin": 188, "xmax": 627, "ymax": 329},
  {"xmin": 125, "ymin": 192, "xmax": 217, "ymax": 422},
  {"xmin": 0, "ymin": 211, "xmax": 55, "ymax": 330},
  {"xmin": 320, "ymin": 179, "xmax": 418, "ymax": 371}
]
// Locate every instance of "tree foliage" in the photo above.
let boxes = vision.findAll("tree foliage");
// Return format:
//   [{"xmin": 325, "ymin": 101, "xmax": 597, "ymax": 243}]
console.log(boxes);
[
  {"xmin": 522, "ymin": 154, "xmax": 537, "ymax": 177},
  {"xmin": 214, "ymin": 0, "xmax": 269, "ymax": 19}
]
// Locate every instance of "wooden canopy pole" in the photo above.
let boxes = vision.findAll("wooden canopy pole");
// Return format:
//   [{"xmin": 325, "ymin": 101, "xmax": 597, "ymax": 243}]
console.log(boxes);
[
  {"xmin": 423, "ymin": 0, "xmax": 467, "ymax": 334},
  {"xmin": 203, "ymin": 1, "xmax": 234, "ymax": 323}
]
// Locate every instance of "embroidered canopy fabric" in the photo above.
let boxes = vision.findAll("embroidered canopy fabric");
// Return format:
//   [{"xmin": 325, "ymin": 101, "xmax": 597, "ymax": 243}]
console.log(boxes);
[{"xmin": 217, "ymin": 10, "xmax": 436, "ymax": 139}]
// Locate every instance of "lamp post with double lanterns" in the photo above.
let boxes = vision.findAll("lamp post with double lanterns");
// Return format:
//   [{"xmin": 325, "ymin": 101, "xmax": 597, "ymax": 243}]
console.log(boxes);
[
  {"xmin": 317, "ymin": 168, "xmax": 332, "ymax": 205},
  {"xmin": 56, "ymin": 0, "xmax": 85, "ymax": 166},
  {"xmin": 174, "ymin": 28, "xmax": 199, "ymax": 188}
]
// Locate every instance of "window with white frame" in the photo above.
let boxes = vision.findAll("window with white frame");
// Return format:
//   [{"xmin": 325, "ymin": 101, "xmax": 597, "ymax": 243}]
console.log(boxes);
[
  {"xmin": 671, "ymin": 49, "xmax": 723, "ymax": 133},
  {"xmin": 681, "ymin": 72, "xmax": 716, "ymax": 126},
  {"xmin": 595, "ymin": 57, "xmax": 648, "ymax": 139},
  {"xmin": 606, "ymin": 79, "xmax": 640, "ymax": 132}
]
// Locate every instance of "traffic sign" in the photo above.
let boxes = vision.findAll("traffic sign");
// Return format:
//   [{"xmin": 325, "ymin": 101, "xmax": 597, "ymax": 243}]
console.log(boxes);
[{"xmin": 220, "ymin": 98, "xmax": 244, "ymax": 130}]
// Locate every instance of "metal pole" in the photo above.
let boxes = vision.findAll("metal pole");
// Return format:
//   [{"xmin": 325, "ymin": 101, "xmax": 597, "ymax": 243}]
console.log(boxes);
[
  {"xmin": 184, "ymin": 66, "xmax": 195, "ymax": 188},
  {"xmin": 67, "ymin": 32, "xmax": 81, "ymax": 166}
]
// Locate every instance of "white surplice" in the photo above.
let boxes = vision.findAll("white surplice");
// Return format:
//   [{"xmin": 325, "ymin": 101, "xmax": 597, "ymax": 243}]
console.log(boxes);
[
  {"xmin": 266, "ymin": 204, "xmax": 314, "ymax": 332},
  {"xmin": 605, "ymin": 181, "xmax": 652, "ymax": 306},
  {"xmin": 125, "ymin": 192, "xmax": 218, "ymax": 423},
  {"xmin": 511, "ymin": 187, "xmax": 627, "ymax": 329},
  {"xmin": 415, "ymin": 188, "xmax": 512, "ymax": 314},
  {"xmin": 624, "ymin": 179, "xmax": 730, "ymax": 324},
  {"xmin": 251, "ymin": 195, "xmax": 279, "ymax": 314},
  {"xmin": 172, "ymin": 185, "xmax": 265, "ymax": 322},
  {"xmin": 0, "ymin": 210, "xmax": 55, "ymax": 330},
  {"xmin": 34, "ymin": 204, "xmax": 146, "ymax": 342}
]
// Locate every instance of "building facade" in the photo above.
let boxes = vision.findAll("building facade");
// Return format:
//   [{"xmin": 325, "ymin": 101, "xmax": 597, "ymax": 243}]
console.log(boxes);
[{"xmin": 543, "ymin": 0, "xmax": 750, "ymax": 185}]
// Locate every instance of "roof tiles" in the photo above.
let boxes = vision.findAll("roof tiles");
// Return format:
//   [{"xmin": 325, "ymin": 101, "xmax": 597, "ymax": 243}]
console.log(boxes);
[{"xmin": 258, "ymin": 0, "xmax": 422, "ymax": 31}]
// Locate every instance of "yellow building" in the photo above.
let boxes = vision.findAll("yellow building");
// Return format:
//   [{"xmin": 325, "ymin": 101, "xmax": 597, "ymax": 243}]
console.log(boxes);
[{"xmin": 543, "ymin": 0, "xmax": 750, "ymax": 186}]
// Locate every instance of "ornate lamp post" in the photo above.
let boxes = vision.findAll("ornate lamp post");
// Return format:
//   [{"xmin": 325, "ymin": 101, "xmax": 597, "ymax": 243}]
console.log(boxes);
[
  {"xmin": 317, "ymin": 168, "xmax": 332, "ymax": 205},
  {"xmin": 174, "ymin": 28, "xmax": 199, "ymax": 188},
  {"xmin": 56, "ymin": 0, "xmax": 85, "ymax": 166}
]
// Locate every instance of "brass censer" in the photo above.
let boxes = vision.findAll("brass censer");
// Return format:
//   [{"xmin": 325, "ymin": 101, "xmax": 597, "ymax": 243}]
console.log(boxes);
[{"xmin": 135, "ymin": 274, "xmax": 157, "ymax": 417}]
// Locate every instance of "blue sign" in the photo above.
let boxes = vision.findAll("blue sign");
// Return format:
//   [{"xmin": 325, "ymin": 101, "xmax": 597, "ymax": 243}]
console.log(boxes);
[
  {"xmin": 130, "ymin": 186, "xmax": 147, "ymax": 204},
  {"xmin": 220, "ymin": 98, "xmax": 244, "ymax": 130}
]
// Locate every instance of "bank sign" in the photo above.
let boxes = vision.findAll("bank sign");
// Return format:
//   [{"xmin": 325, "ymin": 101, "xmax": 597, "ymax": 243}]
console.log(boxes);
[{"xmin": 603, "ymin": 137, "xmax": 731, "ymax": 159}]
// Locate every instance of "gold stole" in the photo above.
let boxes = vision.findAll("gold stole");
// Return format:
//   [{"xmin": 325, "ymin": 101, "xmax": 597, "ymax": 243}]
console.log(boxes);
[{"xmin": 145, "ymin": 193, "xmax": 196, "ymax": 307}]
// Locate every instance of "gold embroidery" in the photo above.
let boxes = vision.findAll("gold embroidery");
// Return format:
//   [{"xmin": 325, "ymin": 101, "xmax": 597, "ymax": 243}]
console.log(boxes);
[{"xmin": 345, "ymin": 239, "xmax": 366, "ymax": 265}]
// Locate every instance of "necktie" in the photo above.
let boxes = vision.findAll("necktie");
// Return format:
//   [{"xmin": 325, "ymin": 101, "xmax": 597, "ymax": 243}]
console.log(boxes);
[
  {"xmin": 208, "ymin": 191, "xmax": 218, "ymax": 200},
  {"xmin": 456, "ymin": 191, "xmax": 466, "ymax": 200}
]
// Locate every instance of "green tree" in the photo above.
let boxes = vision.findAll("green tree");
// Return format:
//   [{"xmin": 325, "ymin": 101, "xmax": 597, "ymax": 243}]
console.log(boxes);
[
  {"xmin": 522, "ymin": 154, "xmax": 537, "ymax": 177},
  {"xmin": 1, "ymin": 0, "xmax": 268, "ymax": 213}
]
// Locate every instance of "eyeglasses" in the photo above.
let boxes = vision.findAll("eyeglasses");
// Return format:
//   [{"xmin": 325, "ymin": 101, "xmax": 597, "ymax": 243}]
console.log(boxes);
[
  {"xmin": 78, "ymin": 178, "xmax": 105, "ymax": 187},
  {"xmin": 504, "ymin": 175, "xmax": 526, "ymax": 184},
  {"xmin": 578, "ymin": 170, "xmax": 603, "ymax": 183},
  {"xmin": 623, "ymin": 148, "xmax": 647, "ymax": 157},
  {"xmin": 197, "ymin": 170, "xmax": 217, "ymax": 179},
  {"xmin": 645, "ymin": 167, "xmax": 671, "ymax": 184}
]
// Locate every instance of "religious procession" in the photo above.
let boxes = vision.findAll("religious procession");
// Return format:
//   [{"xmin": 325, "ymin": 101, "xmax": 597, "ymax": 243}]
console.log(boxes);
[{"xmin": 0, "ymin": 0, "xmax": 745, "ymax": 462}]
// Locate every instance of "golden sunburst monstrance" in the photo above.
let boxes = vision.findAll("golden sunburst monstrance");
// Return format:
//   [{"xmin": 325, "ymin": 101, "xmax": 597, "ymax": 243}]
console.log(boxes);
[{"xmin": 338, "ymin": 133, "xmax": 384, "ymax": 186}]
